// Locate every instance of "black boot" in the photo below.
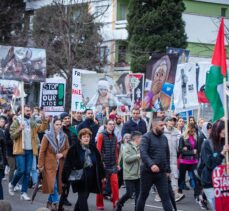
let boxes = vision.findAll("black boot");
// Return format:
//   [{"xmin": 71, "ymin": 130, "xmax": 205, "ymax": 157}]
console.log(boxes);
[{"xmin": 115, "ymin": 202, "xmax": 122, "ymax": 211}]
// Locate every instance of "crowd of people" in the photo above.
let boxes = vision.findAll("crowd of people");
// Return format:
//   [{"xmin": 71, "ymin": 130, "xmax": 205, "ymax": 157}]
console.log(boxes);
[{"xmin": 0, "ymin": 105, "xmax": 228, "ymax": 211}]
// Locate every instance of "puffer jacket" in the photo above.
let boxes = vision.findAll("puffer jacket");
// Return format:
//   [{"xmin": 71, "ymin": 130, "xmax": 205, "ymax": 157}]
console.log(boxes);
[{"xmin": 123, "ymin": 142, "xmax": 140, "ymax": 180}]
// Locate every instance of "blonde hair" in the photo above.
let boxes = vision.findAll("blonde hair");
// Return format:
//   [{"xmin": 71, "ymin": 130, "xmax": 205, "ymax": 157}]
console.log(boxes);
[{"xmin": 183, "ymin": 125, "xmax": 197, "ymax": 140}]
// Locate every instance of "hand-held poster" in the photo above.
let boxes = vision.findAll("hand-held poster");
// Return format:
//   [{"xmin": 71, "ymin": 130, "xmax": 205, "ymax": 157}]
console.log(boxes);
[
  {"xmin": 143, "ymin": 54, "xmax": 178, "ymax": 112},
  {"xmin": 212, "ymin": 165, "xmax": 229, "ymax": 211},
  {"xmin": 173, "ymin": 63, "xmax": 199, "ymax": 112},
  {"xmin": 40, "ymin": 77, "xmax": 66, "ymax": 115},
  {"xmin": 0, "ymin": 45, "xmax": 46, "ymax": 82},
  {"xmin": 129, "ymin": 73, "xmax": 144, "ymax": 108}
]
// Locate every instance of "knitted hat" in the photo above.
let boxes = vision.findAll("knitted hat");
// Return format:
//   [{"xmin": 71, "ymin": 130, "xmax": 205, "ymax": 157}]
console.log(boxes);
[{"xmin": 60, "ymin": 112, "xmax": 70, "ymax": 120}]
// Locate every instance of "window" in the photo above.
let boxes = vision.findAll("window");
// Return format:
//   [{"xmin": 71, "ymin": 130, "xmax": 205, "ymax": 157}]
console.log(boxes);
[
  {"xmin": 98, "ymin": 46, "xmax": 108, "ymax": 65},
  {"xmin": 221, "ymin": 8, "xmax": 227, "ymax": 17}
]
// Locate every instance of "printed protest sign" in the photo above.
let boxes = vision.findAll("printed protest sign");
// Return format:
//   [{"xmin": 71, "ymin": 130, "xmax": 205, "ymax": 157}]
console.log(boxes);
[
  {"xmin": 129, "ymin": 73, "xmax": 144, "ymax": 108},
  {"xmin": 174, "ymin": 63, "xmax": 199, "ymax": 112},
  {"xmin": 40, "ymin": 77, "xmax": 65, "ymax": 115},
  {"xmin": 143, "ymin": 54, "xmax": 178, "ymax": 112},
  {"xmin": 0, "ymin": 45, "xmax": 46, "ymax": 82},
  {"xmin": 212, "ymin": 165, "xmax": 229, "ymax": 211},
  {"xmin": 71, "ymin": 69, "xmax": 85, "ymax": 112}
]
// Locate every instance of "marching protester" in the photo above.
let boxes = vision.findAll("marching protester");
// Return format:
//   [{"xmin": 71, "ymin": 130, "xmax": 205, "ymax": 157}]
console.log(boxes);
[
  {"xmin": 116, "ymin": 131, "xmax": 142, "ymax": 211},
  {"xmin": 200, "ymin": 119, "xmax": 229, "ymax": 210},
  {"xmin": 96, "ymin": 119, "xmax": 120, "ymax": 210},
  {"xmin": 0, "ymin": 115, "xmax": 7, "ymax": 200},
  {"xmin": 58, "ymin": 112, "xmax": 78, "ymax": 208},
  {"xmin": 77, "ymin": 109, "xmax": 99, "ymax": 146},
  {"xmin": 72, "ymin": 111, "xmax": 83, "ymax": 127},
  {"xmin": 121, "ymin": 107, "xmax": 147, "ymax": 137},
  {"xmin": 178, "ymin": 125, "xmax": 201, "ymax": 201},
  {"xmin": 62, "ymin": 128, "xmax": 105, "ymax": 211},
  {"xmin": 163, "ymin": 116, "xmax": 184, "ymax": 202},
  {"xmin": 136, "ymin": 116, "xmax": 173, "ymax": 211},
  {"xmin": 8, "ymin": 105, "xmax": 48, "ymax": 201},
  {"xmin": 38, "ymin": 117, "xmax": 69, "ymax": 210},
  {"xmin": 176, "ymin": 117, "xmax": 185, "ymax": 134}
]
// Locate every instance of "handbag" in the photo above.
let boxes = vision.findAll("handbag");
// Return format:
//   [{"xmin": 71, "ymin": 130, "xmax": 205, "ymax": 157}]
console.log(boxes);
[{"xmin": 68, "ymin": 169, "xmax": 84, "ymax": 182}]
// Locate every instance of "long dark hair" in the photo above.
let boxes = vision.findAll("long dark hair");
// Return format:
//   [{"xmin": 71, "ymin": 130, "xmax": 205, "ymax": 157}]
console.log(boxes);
[{"xmin": 209, "ymin": 120, "xmax": 225, "ymax": 152}]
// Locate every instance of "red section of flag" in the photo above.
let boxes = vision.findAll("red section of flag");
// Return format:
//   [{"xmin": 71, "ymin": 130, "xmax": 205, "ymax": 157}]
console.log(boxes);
[{"xmin": 211, "ymin": 18, "xmax": 227, "ymax": 77}]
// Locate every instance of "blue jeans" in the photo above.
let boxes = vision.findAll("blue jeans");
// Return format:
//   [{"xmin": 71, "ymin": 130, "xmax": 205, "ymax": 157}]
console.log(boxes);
[
  {"xmin": 11, "ymin": 150, "xmax": 33, "ymax": 193},
  {"xmin": 0, "ymin": 169, "xmax": 4, "ymax": 199},
  {"xmin": 31, "ymin": 155, "xmax": 38, "ymax": 184},
  {"xmin": 48, "ymin": 178, "xmax": 59, "ymax": 204}
]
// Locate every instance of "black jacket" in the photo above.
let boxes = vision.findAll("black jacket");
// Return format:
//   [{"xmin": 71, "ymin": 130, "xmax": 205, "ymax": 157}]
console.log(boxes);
[
  {"xmin": 201, "ymin": 139, "xmax": 224, "ymax": 188},
  {"xmin": 0, "ymin": 128, "xmax": 7, "ymax": 170},
  {"xmin": 62, "ymin": 142, "xmax": 105, "ymax": 194},
  {"xmin": 178, "ymin": 136, "xmax": 198, "ymax": 160},
  {"xmin": 140, "ymin": 131, "xmax": 171, "ymax": 174},
  {"xmin": 63, "ymin": 125, "xmax": 78, "ymax": 147},
  {"xmin": 77, "ymin": 119, "xmax": 99, "ymax": 145},
  {"xmin": 121, "ymin": 118, "xmax": 147, "ymax": 137}
]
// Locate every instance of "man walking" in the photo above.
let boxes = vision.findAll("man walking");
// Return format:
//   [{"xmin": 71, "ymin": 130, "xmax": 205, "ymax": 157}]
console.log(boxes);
[
  {"xmin": 121, "ymin": 108, "xmax": 147, "ymax": 137},
  {"xmin": 136, "ymin": 117, "xmax": 173, "ymax": 211},
  {"xmin": 8, "ymin": 105, "xmax": 48, "ymax": 200},
  {"xmin": 77, "ymin": 109, "xmax": 99, "ymax": 145}
]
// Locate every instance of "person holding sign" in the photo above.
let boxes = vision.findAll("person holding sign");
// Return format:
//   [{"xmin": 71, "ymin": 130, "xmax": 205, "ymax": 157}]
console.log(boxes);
[
  {"xmin": 8, "ymin": 105, "xmax": 49, "ymax": 201},
  {"xmin": 200, "ymin": 120, "xmax": 229, "ymax": 210}
]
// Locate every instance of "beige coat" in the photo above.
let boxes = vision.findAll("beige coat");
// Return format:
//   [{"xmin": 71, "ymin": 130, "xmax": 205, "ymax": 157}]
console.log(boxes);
[{"xmin": 38, "ymin": 136, "xmax": 69, "ymax": 194}]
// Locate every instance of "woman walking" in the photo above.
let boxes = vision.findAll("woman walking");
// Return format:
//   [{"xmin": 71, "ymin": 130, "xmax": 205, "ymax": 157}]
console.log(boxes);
[
  {"xmin": 201, "ymin": 120, "xmax": 229, "ymax": 210},
  {"xmin": 38, "ymin": 117, "xmax": 69, "ymax": 210},
  {"xmin": 62, "ymin": 128, "xmax": 105, "ymax": 211}
]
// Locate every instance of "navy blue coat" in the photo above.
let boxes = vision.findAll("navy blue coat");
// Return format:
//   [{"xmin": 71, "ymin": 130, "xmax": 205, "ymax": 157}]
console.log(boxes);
[{"xmin": 121, "ymin": 118, "xmax": 147, "ymax": 137}]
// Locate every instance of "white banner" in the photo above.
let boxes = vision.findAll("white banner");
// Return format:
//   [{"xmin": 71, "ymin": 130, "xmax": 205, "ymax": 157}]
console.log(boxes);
[
  {"xmin": 40, "ymin": 77, "xmax": 66, "ymax": 116},
  {"xmin": 71, "ymin": 69, "xmax": 85, "ymax": 112},
  {"xmin": 174, "ymin": 63, "xmax": 199, "ymax": 112}
]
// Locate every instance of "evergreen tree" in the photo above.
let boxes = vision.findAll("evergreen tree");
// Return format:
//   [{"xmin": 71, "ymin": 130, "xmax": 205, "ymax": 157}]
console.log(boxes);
[
  {"xmin": 0, "ymin": 0, "xmax": 27, "ymax": 46},
  {"xmin": 127, "ymin": 0, "xmax": 187, "ymax": 73}
]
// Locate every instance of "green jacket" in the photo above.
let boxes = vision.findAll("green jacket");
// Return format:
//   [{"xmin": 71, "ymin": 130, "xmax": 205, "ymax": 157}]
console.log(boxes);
[{"xmin": 123, "ymin": 142, "xmax": 141, "ymax": 180}]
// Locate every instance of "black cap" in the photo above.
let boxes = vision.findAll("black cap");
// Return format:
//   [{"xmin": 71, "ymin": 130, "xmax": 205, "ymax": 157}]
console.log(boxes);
[{"xmin": 0, "ymin": 115, "xmax": 7, "ymax": 122}]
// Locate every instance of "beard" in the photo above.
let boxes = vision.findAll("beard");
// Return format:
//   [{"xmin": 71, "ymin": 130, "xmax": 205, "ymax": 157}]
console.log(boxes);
[
  {"xmin": 156, "ymin": 128, "xmax": 164, "ymax": 136},
  {"xmin": 24, "ymin": 114, "xmax": 31, "ymax": 119}
]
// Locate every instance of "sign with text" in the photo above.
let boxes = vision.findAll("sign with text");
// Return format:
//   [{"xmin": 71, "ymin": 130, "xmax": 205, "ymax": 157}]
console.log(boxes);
[
  {"xmin": 212, "ymin": 164, "xmax": 229, "ymax": 211},
  {"xmin": 71, "ymin": 69, "xmax": 85, "ymax": 112},
  {"xmin": 40, "ymin": 77, "xmax": 65, "ymax": 115}
]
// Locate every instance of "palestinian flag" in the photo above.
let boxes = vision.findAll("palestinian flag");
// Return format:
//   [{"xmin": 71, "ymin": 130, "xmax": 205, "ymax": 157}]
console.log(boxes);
[{"xmin": 205, "ymin": 18, "xmax": 227, "ymax": 122}]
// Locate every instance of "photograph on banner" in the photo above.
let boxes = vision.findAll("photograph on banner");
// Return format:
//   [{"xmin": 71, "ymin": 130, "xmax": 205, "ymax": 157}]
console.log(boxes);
[
  {"xmin": 196, "ymin": 62, "xmax": 211, "ymax": 103},
  {"xmin": 83, "ymin": 71, "xmax": 131, "ymax": 111},
  {"xmin": 0, "ymin": 79, "xmax": 23, "ymax": 110},
  {"xmin": 129, "ymin": 73, "xmax": 144, "ymax": 108},
  {"xmin": 40, "ymin": 77, "xmax": 66, "ymax": 116},
  {"xmin": 166, "ymin": 47, "xmax": 190, "ymax": 64},
  {"xmin": 0, "ymin": 45, "xmax": 46, "ymax": 82},
  {"xmin": 173, "ymin": 62, "xmax": 199, "ymax": 113},
  {"xmin": 143, "ymin": 54, "xmax": 179, "ymax": 112}
]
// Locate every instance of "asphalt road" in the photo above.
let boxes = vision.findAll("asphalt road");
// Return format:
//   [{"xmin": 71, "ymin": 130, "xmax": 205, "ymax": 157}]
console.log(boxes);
[{"xmin": 2, "ymin": 178, "xmax": 204, "ymax": 211}]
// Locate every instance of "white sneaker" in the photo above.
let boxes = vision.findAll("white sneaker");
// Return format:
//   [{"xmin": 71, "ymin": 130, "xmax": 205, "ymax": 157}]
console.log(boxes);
[
  {"xmin": 14, "ymin": 184, "xmax": 22, "ymax": 192},
  {"xmin": 20, "ymin": 192, "xmax": 31, "ymax": 201},
  {"xmin": 154, "ymin": 194, "xmax": 161, "ymax": 202},
  {"xmin": 8, "ymin": 183, "xmax": 15, "ymax": 196}
]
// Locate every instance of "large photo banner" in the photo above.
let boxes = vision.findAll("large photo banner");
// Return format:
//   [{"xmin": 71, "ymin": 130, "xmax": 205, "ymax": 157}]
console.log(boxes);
[
  {"xmin": 143, "ymin": 54, "xmax": 179, "ymax": 112},
  {"xmin": 40, "ymin": 77, "xmax": 66, "ymax": 116},
  {"xmin": 83, "ymin": 71, "xmax": 131, "ymax": 111},
  {"xmin": 173, "ymin": 63, "xmax": 199, "ymax": 112},
  {"xmin": 0, "ymin": 79, "xmax": 22, "ymax": 110},
  {"xmin": 0, "ymin": 45, "xmax": 46, "ymax": 82},
  {"xmin": 129, "ymin": 73, "xmax": 144, "ymax": 108}
]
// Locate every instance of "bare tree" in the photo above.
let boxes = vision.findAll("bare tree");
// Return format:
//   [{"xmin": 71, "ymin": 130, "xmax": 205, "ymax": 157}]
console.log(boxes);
[{"xmin": 32, "ymin": 0, "xmax": 110, "ymax": 111}]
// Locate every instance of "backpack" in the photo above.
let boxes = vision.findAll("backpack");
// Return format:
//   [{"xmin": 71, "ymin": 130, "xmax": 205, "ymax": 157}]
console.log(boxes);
[{"xmin": 197, "ymin": 139, "xmax": 213, "ymax": 177}]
